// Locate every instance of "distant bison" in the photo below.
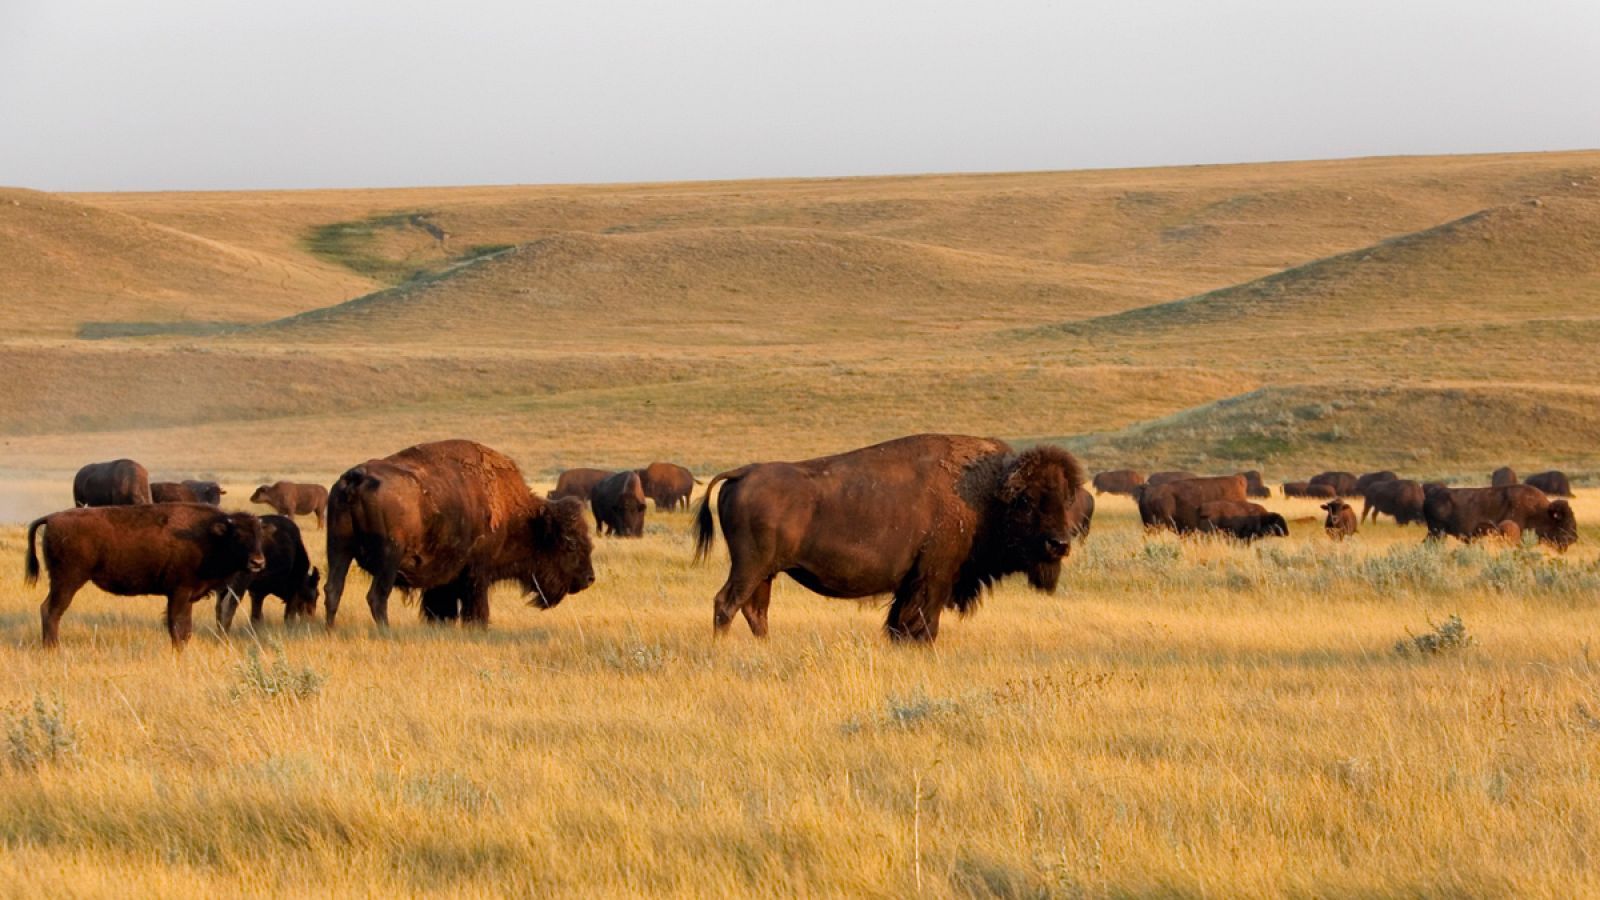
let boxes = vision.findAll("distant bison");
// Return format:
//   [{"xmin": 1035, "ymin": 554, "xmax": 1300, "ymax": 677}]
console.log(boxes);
[
  {"xmin": 637, "ymin": 461, "xmax": 698, "ymax": 511},
  {"xmin": 1524, "ymin": 471, "xmax": 1573, "ymax": 497},
  {"xmin": 1355, "ymin": 471, "xmax": 1398, "ymax": 494},
  {"xmin": 1239, "ymin": 471, "xmax": 1272, "ymax": 498},
  {"xmin": 1360, "ymin": 478, "xmax": 1426, "ymax": 525},
  {"xmin": 151, "ymin": 480, "xmax": 225, "ymax": 506},
  {"xmin": 1284, "ymin": 482, "xmax": 1336, "ymax": 499},
  {"xmin": 25, "ymin": 503, "xmax": 265, "ymax": 647},
  {"xmin": 324, "ymin": 440, "xmax": 595, "ymax": 628},
  {"xmin": 250, "ymin": 481, "xmax": 329, "ymax": 529},
  {"xmin": 549, "ymin": 468, "xmax": 612, "ymax": 503},
  {"xmin": 216, "ymin": 514, "xmax": 319, "ymax": 631},
  {"xmin": 1491, "ymin": 466, "xmax": 1519, "ymax": 487},
  {"xmin": 72, "ymin": 459, "xmax": 152, "ymax": 507},
  {"xmin": 1322, "ymin": 499, "xmax": 1358, "ymax": 540},
  {"xmin": 1310, "ymin": 471, "xmax": 1360, "ymax": 497},
  {"xmin": 1147, "ymin": 471, "xmax": 1199, "ymax": 487},
  {"xmin": 1423, "ymin": 485, "xmax": 1576, "ymax": 550},
  {"xmin": 1092, "ymin": 469, "xmax": 1145, "ymax": 495},
  {"xmin": 1138, "ymin": 475, "xmax": 1248, "ymax": 533},
  {"xmin": 693, "ymin": 434, "xmax": 1086, "ymax": 642},
  {"xmin": 1197, "ymin": 500, "xmax": 1288, "ymax": 541},
  {"xmin": 592, "ymin": 469, "xmax": 648, "ymax": 537}
]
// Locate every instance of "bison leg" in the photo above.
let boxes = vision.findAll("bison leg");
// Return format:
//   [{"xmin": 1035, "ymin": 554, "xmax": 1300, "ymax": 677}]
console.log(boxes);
[
  {"xmin": 885, "ymin": 571, "xmax": 948, "ymax": 643},
  {"xmin": 39, "ymin": 575, "xmax": 87, "ymax": 649},
  {"xmin": 165, "ymin": 591, "xmax": 195, "ymax": 648},
  {"xmin": 421, "ymin": 583, "xmax": 463, "ymax": 623},
  {"xmin": 462, "ymin": 580, "xmax": 491, "ymax": 627},
  {"xmin": 323, "ymin": 540, "xmax": 354, "ymax": 628},
  {"xmin": 364, "ymin": 559, "xmax": 400, "ymax": 628},
  {"xmin": 739, "ymin": 578, "xmax": 774, "ymax": 638},
  {"xmin": 711, "ymin": 572, "xmax": 769, "ymax": 636},
  {"xmin": 314, "ymin": 505, "xmax": 325, "ymax": 530},
  {"xmin": 249, "ymin": 589, "xmax": 267, "ymax": 625}
]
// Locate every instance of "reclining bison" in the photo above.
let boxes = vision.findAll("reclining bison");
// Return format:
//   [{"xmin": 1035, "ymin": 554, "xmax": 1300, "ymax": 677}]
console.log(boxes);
[
  {"xmin": 1197, "ymin": 500, "xmax": 1288, "ymax": 541},
  {"xmin": 216, "ymin": 514, "xmax": 320, "ymax": 631},
  {"xmin": 251, "ymin": 481, "xmax": 329, "ymax": 529},
  {"xmin": 1322, "ymin": 500, "xmax": 1357, "ymax": 540},
  {"xmin": 25, "ymin": 504, "xmax": 265, "ymax": 647},
  {"xmin": 324, "ymin": 440, "xmax": 595, "ymax": 628},
  {"xmin": 152, "ymin": 480, "xmax": 225, "ymax": 506},
  {"xmin": 692, "ymin": 434, "xmax": 1087, "ymax": 642},
  {"xmin": 1423, "ymin": 484, "xmax": 1576, "ymax": 550},
  {"xmin": 1525, "ymin": 471, "xmax": 1574, "ymax": 497},
  {"xmin": 592, "ymin": 469, "xmax": 647, "ymax": 537},
  {"xmin": 72, "ymin": 459, "xmax": 152, "ymax": 507},
  {"xmin": 1360, "ymin": 478, "xmax": 1426, "ymax": 525},
  {"xmin": 1092, "ymin": 469, "xmax": 1144, "ymax": 495},
  {"xmin": 1138, "ymin": 475, "xmax": 1247, "ymax": 533},
  {"xmin": 637, "ymin": 462, "xmax": 698, "ymax": 511}
]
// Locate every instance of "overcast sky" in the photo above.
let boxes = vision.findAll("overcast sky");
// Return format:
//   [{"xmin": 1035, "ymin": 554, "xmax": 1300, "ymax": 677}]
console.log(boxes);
[{"xmin": 3, "ymin": 0, "xmax": 1597, "ymax": 191}]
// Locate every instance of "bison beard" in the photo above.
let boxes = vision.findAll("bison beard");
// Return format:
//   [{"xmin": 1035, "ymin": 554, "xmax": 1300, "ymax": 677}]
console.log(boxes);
[{"xmin": 693, "ymin": 434, "xmax": 1086, "ymax": 643}]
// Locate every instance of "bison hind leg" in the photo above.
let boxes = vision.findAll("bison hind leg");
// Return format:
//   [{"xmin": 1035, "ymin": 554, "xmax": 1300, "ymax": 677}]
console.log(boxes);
[
  {"xmin": 39, "ymin": 574, "xmax": 87, "ymax": 649},
  {"xmin": 739, "ymin": 579, "xmax": 773, "ymax": 638}
]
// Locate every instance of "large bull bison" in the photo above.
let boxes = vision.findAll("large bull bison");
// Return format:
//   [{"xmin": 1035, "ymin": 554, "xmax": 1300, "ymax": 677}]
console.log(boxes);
[
  {"xmin": 250, "ymin": 481, "xmax": 329, "ymax": 529},
  {"xmin": 1491, "ymin": 466, "xmax": 1519, "ymax": 487},
  {"xmin": 72, "ymin": 459, "xmax": 152, "ymax": 507},
  {"xmin": 25, "ymin": 504, "xmax": 265, "ymax": 647},
  {"xmin": 1196, "ymin": 500, "xmax": 1288, "ymax": 541},
  {"xmin": 1138, "ymin": 475, "xmax": 1248, "ymax": 532},
  {"xmin": 1147, "ymin": 471, "xmax": 1199, "ymax": 487},
  {"xmin": 1310, "ymin": 471, "xmax": 1360, "ymax": 497},
  {"xmin": 1360, "ymin": 478, "xmax": 1426, "ymax": 525},
  {"xmin": 692, "ymin": 434, "xmax": 1086, "ymax": 642},
  {"xmin": 637, "ymin": 462, "xmax": 698, "ymax": 511},
  {"xmin": 1355, "ymin": 471, "xmax": 1398, "ymax": 494},
  {"xmin": 324, "ymin": 440, "xmax": 595, "ymax": 628},
  {"xmin": 1525, "ymin": 471, "xmax": 1574, "ymax": 497},
  {"xmin": 592, "ymin": 469, "xmax": 647, "ymax": 537},
  {"xmin": 151, "ymin": 480, "xmax": 225, "ymax": 506},
  {"xmin": 216, "ymin": 514, "xmax": 319, "ymax": 631},
  {"xmin": 1423, "ymin": 485, "xmax": 1576, "ymax": 550},
  {"xmin": 1092, "ymin": 469, "xmax": 1144, "ymax": 495}
]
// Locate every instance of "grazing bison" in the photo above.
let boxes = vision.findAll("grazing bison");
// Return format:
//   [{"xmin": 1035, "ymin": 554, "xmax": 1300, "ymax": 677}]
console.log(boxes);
[
  {"xmin": 324, "ymin": 440, "xmax": 595, "ymax": 628},
  {"xmin": 1525, "ymin": 471, "xmax": 1574, "ymax": 497},
  {"xmin": 637, "ymin": 462, "xmax": 698, "ymax": 511},
  {"xmin": 1284, "ymin": 482, "xmax": 1336, "ymax": 499},
  {"xmin": 549, "ymin": 468, "xmax": 611, "ymax": 503},
  {"xmin": 1147, "ymin": 470, "xmax": 1199, "ymax": 487},
  {"xmin": 1491, "ymin": 466, "xmax": 1519, "ymax": 487},
  {"xmin": 216, "ymin": 515, "xmax": 319, "ymax": 631},
  {"xmin": 1322, "ymin": 500, "xmax": 1358, "ymax": 540},
  {"xmin": 1239, "ymin": 471, "xmax": 1272, "ymax": 498},
  {"xmin": 250, "ymin": 481, "xmax": 329, "ymax": 529},
  {"xmin": 151, "ymin": 480, "xmax": 225, "ymax": 506},
  {"xmin": 1355, "ymin": 471, "xmax": 1398, "ymax": 494},
  {"xmin": 1423, "ymin": 485, "xmax": 1576, "ymax": 550},
  {"xmin": 592, "ymin": 469, "xmax": 648, "ymax": 537},
  {"xmin": 1360, "ymin": 478, "xmax": 1426, "ymax": 525},
  {"xmin": 1196, "ymin": 500, "xmax": 1288, "ymax": 541},
  {"xmin": 693, "ymin": 434, "xmax": 1086, "ymax": 642},
  {"xmin": 72, "ymin": 459, "xmax": 152, "ymax": 507},
  {"xmin": 1137, "ymin": 475, "xmax": 1248, "ymax": 533},
  {"xmin": 1310, "ymin": 471, "xmax": 1360, "ymax": 497},
  {"xmin": 1092, "ymin": 469, "xmax": 1145, "ymax": 495},
  {"xmin": 25, "ymin": 504, "xmax": 265, "ymax": 648}
]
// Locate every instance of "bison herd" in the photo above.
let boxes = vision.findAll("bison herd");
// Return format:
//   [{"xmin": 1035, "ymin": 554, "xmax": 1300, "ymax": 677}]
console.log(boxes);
[{"xmin": 17, "ymin": 441, "xmax": 1583, "ymax": 649}]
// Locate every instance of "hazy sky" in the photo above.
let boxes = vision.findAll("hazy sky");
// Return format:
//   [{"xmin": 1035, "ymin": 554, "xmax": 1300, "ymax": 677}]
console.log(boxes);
[{"xmin": 3, "ymin": 0, "xmax": 1597, "ymax": 191}]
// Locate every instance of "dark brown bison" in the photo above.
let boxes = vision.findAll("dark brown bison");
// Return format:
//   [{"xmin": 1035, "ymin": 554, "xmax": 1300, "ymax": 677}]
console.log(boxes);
[
  {"xmin": 1196, "ymin": 500, "xmax": 1288, "ymax": 541},
  {"xmin": 1322, "ymin": 500, "xmax": 1358, "ymax": 540},
  {"xmin": 1525, "ymin": 471, "xmax": 1574, "ymax": 497},
  {"xmin": 1092, "ymin": 469, "xmax": 1145, "ymax": 495},
  {"xmin": 1239, "ymin": 471, "xmax": 1272, "ymax": 498},
  {"xmin": 216, "ymin": 515, "xmax": 319, "ymax": 631},
  {"xmin": 1360, "ymin": 478, "xmax": 1426, "ymax": 525},
  {"xmin": 151, "ymin": 480, "xmax": 225, "ymax": 506},
  {"xmin": 636, "ymin": 462, "xmax": 698, "ymax": 511},
  {"xmin": 1137, "ymin": 475, "xmax": 1248, "ymax": 533},
  {"xmin": 549, "ymin": 467, "xmax": 611, "ymax": 502},
  {"xmin": 1147, "ymin": 470, "xmax": 1199, "ymax": 487},
  {"xmin": 72, "ymin": 459, "xmax": 152, "ymax": 507},
  {"xmin": 1355, "ymin": 471, "xmax": 1398, "ymax": 494},
  {"xmin": 324, "ymin": 440, "xmax": 595, "ymax": 628},
  {"xmin": 25, "ymin": 504, "xmax": 265, "ymax": 648},
  {"xmin": 250, "ymin": 481, "xmax": 329, "ymax": 529},
  {"xmin": 592, "ymin": 469, "xmax": 647, "ymax": 537},
  {"xmin": 1310, "ymin": 471, "xmax": 1360, "ymax": 497},
  {"xmin": 1423, "ymin": 485, "xmax": 1576, "ymax": 550},
  {"xmin": 1491, "ymin": 466, "xmax": 1519, "ymax": 487},
  {"xmin": 692, "ymin": 434, "xmax": 1086, "ymax": 642},
  {"xmin": 1284, "ymin": 482, "xmax": 1336, "ymax": 499}
]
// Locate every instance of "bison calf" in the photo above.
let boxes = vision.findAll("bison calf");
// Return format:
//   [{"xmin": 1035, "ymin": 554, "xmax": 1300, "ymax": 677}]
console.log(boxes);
[
  {"xmin": 250, "ymin": 481, "xmax": 329, "ymax": 529},
  {"xmin": 1322, "ymin": 500, "xmax": 1358, "ymax": 540},
  {"xmin": 216, "ymin": 515, "xmax": 320, "ymax": 631}
]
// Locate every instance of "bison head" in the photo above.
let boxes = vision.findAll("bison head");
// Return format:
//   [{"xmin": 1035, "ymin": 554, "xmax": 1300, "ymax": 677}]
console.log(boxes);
[
  {"xmin": 205, "ymin": 512, "xmax": 266, "ymax": 578},
  {"xmin": 250, "ymin": 485, "xmax": 270, "ymax": 504},
  {"xmin": 1260, "ymin": 513, "xmax": 1289, "ymax": 538},
  {"xmin": 1537, "ymin": 500, "xmax": 1577, "ymax": 551},
  {"xmin": 286, "ymin": 567, "xmax": 321, "ymax": 621},
  {"xmin": 622, "ymin": 472, "xmax": 648, "ymax": 537},
  {"xmin": 997, "ymin": 445, "xmax": 1086, "ymax": 592},
  {"xmin": 526, "ymin": 496, "xmax": 596, "ymax": 607}
]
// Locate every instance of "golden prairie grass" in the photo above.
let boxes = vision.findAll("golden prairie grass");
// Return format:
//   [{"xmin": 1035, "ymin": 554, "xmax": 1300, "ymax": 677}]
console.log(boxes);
[{"xmin": 3, "ymin": 494, "xmax": 1600, "ymax": 897}]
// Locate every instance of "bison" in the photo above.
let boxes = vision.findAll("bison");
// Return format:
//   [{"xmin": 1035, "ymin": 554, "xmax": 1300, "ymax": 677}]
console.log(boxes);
[
  {"xmin": 1491, "ymin": 466, "xmax": 1519, "ymax": 487},
  {"xmin": 1147, "ymin": 470, "xmax": 1199, "ymax": 487},
  {"xmin": 1196, "ymin": 500, "xmax": 1288, "ymax": 541},
  {"xmin": 216, "ymin": 515, "xmax": 319, "ymax": 631},
  {"xmin": 324, "ymin": 440, "xmax": 595, "ymax": 628},
  {"xmin": 548, "ymin": 467, "xmax": 612, "ymax": 503},
  {"xmin": 1525, "ymin": 471, "xmax": 1574, "ymax": 497},
  {"xmin": 692, "ymin": 434, "xmax": 1086, "ymax": 642},
  {"xmin": 1284, "ymin": 482, "xmax": 1336, "ymax": 499},
  {"xmin": 1355, "ymin": 471, "xmax": 1398, "ymax": 494},
  {"xmin": 1423, "ymin": 485, "xmax": 1576, "ymax": 550},
  {"xmin": 1092, "ymin": 469, "xmax": 1145, "ymax": 495},
  {"xmin": 72, "ymin": 459, "xmax": 152, "ymax": 507},
  {"xmin": 1239, "ymin": 470, "xmax": 1272, "ymax": 498},
  {"xmin": 250, "ymin": 481, "xmax": 329, "ymax": 529},
  {"xmin": 637, "ymin": 461, "xmax": 698, "ymax": 511},
  {"xmin": 151, "ymin": 480, "xmax": 225, "ymax": 506},
  {"xmin": 1360, "ymin": 478, "xmax": 1426, "ymax": 525},
  {"xmin": 1309, "ymin": 471, "xmax": 1360, "ymax": 497},
  {"xmin": 1138, "ymin": 475, "xmax": 1248, "ymax": 533},
  {"xmin": 25, "ymin": 504, "xmax": 265, "ymax": 647},
  {"xmin": 1322, "ymin": 499, "xmax": 1358, "ymax": 540},
  {"xmin": 592, "ymin": 469, "xmax": 647, "ymax": 537}
]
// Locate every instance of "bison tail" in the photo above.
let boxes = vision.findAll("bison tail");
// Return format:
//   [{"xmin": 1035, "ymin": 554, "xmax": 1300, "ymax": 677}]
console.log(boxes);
[
  {"xmin": 692, "ymin": 467, "xmax": 752, "ymax": 563},
  {"xmin": 24, "ymin": 517, "xmax": 45, "ymax": 586}
]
